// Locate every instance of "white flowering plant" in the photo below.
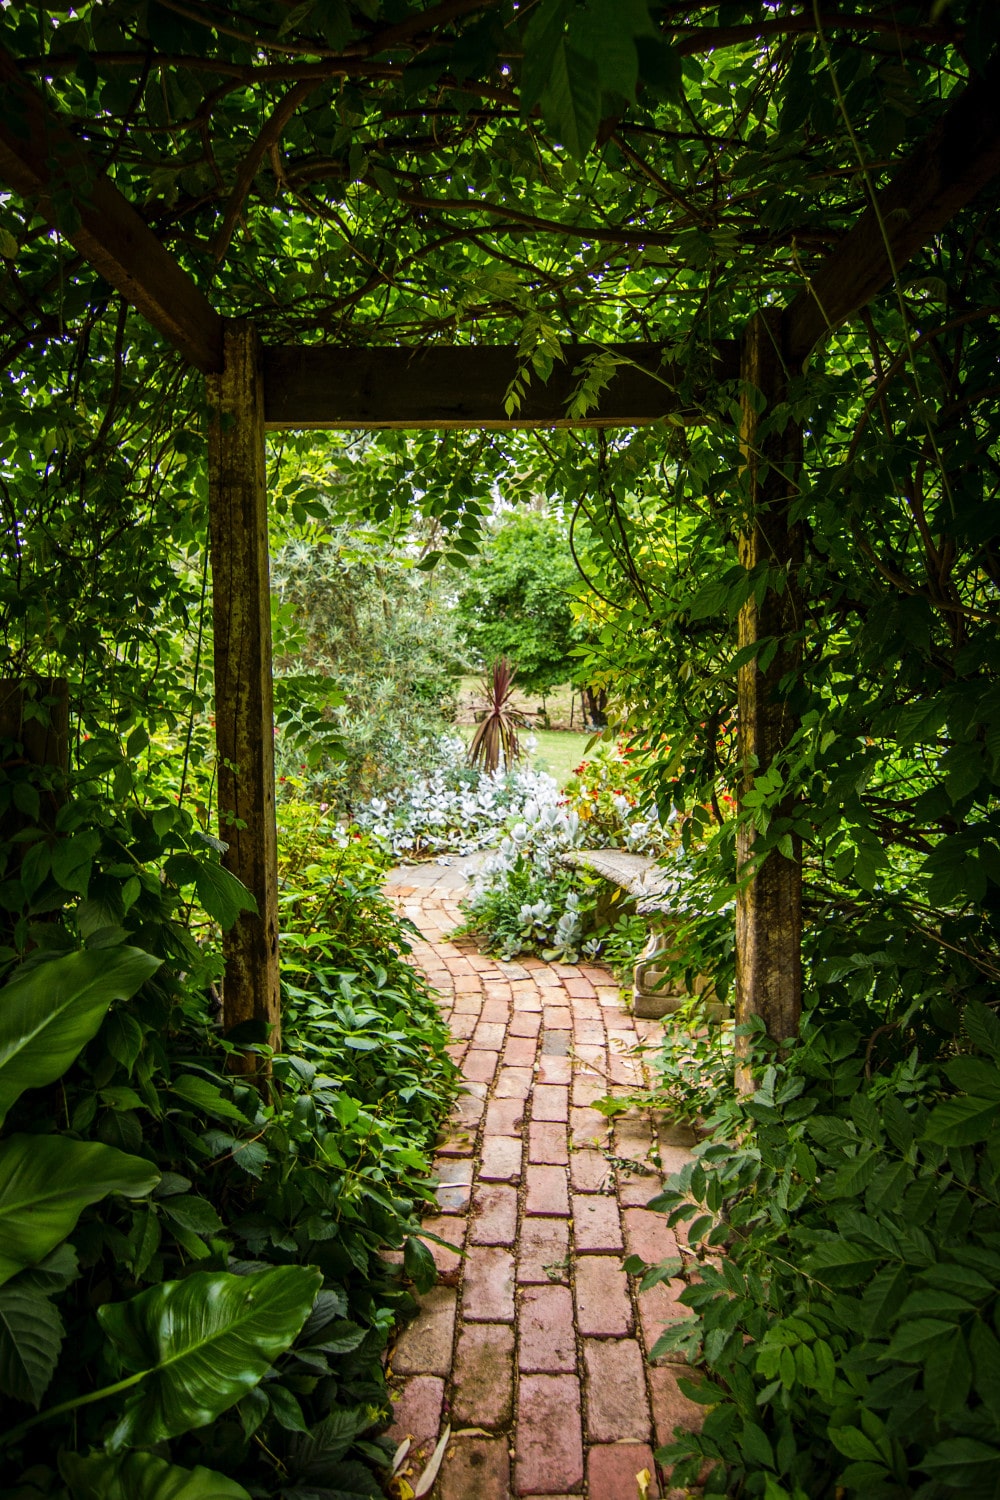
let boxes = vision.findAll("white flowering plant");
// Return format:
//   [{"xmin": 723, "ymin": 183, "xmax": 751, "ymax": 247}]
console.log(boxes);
[
  {"xmin": 351, "ymin": 734, "xmax": 561, "ymax": 858},
  {"xmin": 459, "ymin": 749, "xmax": 680, "ymax": 963}
]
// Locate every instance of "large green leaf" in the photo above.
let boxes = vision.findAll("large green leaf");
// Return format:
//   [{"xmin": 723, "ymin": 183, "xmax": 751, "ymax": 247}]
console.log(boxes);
[
  {"xmin": 60, "ymin": 1451, "xmax": 252, "ymax": 1500},
  {"xmin": 0, "ymin": 947, "xmax": 161, "ymax": 1126},
  {"xmin": 99, "ymin": 1266, "xmax": 322, "ymax": 1449},
  {"xmin": 0, "ymin": 1135, "xmax": 159, "ymax": 1286},
  {"xmin": 924, "ymin": 1094, "xmax": 1000, "ymax": 1146},
  {"xmin": 0, "ymin": 1283, "xmax": 64, "ymax": 1406}
]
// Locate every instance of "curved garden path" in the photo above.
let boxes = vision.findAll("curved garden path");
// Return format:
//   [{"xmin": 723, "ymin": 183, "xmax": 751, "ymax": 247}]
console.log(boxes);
[{"xmin": 383, "ymin": 858, "xmax": 704, "ymax": 1500}]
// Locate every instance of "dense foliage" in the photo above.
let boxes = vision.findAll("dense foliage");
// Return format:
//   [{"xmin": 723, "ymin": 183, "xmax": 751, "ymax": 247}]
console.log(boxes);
[
  {"xmin": 639, "ymin": 1009, "xmax": 1000, "ymax": 1499},
  {"xmin": 453, "ymin": 512, "xmax": 585, "ymax": 697},
  {"xmin": 271, "ymin": 522, "xmax": 460, "ymax": 808},
  {"xmin": 3, "ymin": 2, "xmax": 1000, "ymax": 1495},
  {"xmin": 0, "ymin": 792, "xmax": 455, "ymax": 1499}
]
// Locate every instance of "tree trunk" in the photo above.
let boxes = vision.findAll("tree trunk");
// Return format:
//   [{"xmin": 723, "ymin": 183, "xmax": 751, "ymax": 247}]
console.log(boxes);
[{"xmin": 582, "ymin": 685, "xmax": 608, "ymax": 728}]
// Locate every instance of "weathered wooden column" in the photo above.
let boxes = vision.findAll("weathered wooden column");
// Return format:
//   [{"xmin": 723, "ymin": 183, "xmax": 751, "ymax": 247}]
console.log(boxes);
[
  {"xmin": 207, "ymin": 320, "xmax": 281, "ymax": 1066},
  {"xmin": 0, "ymin": 677, "xmax": 69, "ymax": 843},
  {"xmin": 735, "ymin": 309, "xmax": 804, "ymax": 1079}
]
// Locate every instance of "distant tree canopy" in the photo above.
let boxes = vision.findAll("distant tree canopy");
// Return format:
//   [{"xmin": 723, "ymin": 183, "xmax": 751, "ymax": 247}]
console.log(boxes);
[
  {"xmin": 453, "ymin": 512, "xmax": 586, "ymax": 697},
  {"xmin": 271, "ymin": 523, "xmax": 460, "ymax": 802}
]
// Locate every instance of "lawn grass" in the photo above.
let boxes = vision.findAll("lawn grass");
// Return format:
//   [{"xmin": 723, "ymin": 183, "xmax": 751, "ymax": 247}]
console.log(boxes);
[
  {"xmin": 527, "ymin": 727, "xmax": 592, "ymax": 787},
  {"xmin": 454, "ymin": 676, "xmax": 594, "ymax": 788},
  {"xmin": 455, "ymin": 721, "xmax": 592, "ymax": 789},
  {"xmin": 456, "ymin": 675, "xmax": 584, "ymax": 729}
]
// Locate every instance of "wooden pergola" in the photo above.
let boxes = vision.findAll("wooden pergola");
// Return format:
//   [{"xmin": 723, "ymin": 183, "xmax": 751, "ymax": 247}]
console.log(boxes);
[{"xmin": 2, "ymin": 43, "xmax": 999, "ymax": 1070}]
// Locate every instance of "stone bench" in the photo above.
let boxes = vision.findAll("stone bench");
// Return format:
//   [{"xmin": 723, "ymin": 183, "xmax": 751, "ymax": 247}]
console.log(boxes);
[{"xmin": 562, "ymin": 848, "xmax": 726, "ymax": 1021}]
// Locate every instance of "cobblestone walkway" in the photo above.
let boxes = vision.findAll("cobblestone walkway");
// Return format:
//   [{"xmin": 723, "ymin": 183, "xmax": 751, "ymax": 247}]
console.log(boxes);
[{"xmin": 383, "ymin": 860, "xmax": 703, "ymax": 1500}]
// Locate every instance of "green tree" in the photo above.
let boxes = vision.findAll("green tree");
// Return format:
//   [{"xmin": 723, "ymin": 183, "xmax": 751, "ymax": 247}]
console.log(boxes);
[
  {"xmin": 271, "ymin": 524, "xmax": 461, "ymax": 805},
  {"xmin": 453, "ymin": 512, "xmax": 585, "ymax": 698}
]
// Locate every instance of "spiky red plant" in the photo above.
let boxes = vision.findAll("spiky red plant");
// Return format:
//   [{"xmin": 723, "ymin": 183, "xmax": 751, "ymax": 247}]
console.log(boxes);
[{"xmin": 467, "ymin": 657, "xmax": 526, "ymax": 775}]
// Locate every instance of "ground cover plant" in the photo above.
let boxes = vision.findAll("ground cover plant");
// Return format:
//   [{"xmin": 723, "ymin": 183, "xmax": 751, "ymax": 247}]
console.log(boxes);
[
  {"xmin": 0, "ymin": 738, "xmax": 455, "ymax": 1500},
  {"xmin": 458, "ymin": 737, "xmax": 683, "ymax": 964}
]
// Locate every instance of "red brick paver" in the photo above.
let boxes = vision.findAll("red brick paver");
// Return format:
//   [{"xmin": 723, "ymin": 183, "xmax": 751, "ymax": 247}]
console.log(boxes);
[{"xmin": 384, "ymin": 859, "xmax": 700, "ymax": 1496}]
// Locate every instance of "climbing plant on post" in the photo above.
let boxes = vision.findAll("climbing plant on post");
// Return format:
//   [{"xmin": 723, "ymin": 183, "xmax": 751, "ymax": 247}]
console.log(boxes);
[
  {"xmin": 208, "ymin": 320, "xmax": 280, "ymax": 1068},
  {"xmin": 735, "ymin": 309, "xmax": 804, "ymax": 1077}
]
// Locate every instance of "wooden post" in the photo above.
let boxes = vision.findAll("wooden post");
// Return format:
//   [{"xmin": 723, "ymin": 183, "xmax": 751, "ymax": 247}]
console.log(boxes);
[
  {"xmin": 207, "ymin": 320, "xmax": 281, "ymax": 1067},
  {"xmin": 735, "ymin": 310, "xmax": 804, "ymax": 1079},
  {"xmin": 0, "ymin": 677, "xmax": 69, "ymax": 842}
]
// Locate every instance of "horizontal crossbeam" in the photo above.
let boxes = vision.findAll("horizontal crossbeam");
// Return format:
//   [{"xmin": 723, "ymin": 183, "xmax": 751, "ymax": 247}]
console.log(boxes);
[
  {"xmin": 0, "ymin": 47, "xmax": 224, "ymax": 375},
  {"xmin": 261, "ymin": 341, "xmax": 741, "ymax": 429},
  {"xmin": 786, "ymin": 52, "xmax": 1000, "ymax": 363}
]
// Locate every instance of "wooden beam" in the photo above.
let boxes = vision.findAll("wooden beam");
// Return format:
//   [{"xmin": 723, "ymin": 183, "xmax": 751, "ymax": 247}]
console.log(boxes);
[
  {"xmin": 735, "ymin": 310, "xmax": 804, "ymax": 1077},
  {"xmin": 208, "ymin": 321, "xmax": 281, "ymax": 1069},
  {"xmin": 787, "ymin": 51, "xmax": 1000, "ymax": 364},
  {"xmin": 262, "ymin": 341, "xmax": 741, "ymax": 429},
  {"xmin": 0, "ymin": 47, "xmax": 224, "ymax": 374}
]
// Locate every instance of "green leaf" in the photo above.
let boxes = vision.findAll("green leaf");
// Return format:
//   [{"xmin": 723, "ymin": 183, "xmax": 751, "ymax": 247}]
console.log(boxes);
[
  {"xmin": 403, "ymin": 1234, "xmax": 437, "ymax": 1294},
  {"xmin": 159, "ymin": 1195, "xmax": 224, "ymax": 1236},
  {"xmin": 803, "ymin": 1241, "xmax": 881, "ymax": 1286},
  {"xmin": 541, "ymin": 42, "xmax": 600, "ymax": 161},
  {"xmin": 520, "ymin": 0, "xmax": 571, "ymax": 115},
  {"xmin": 829, "ymin": 1426, "xmax": 883, "ymax": 1463},
  {"xmin": 266, "ymin": 1381, "xmax": 308, "ymax": 1431},
  {"xmin": 104, "ymin": 1010, "xmax": 145, "ymax": 1072},
  {"xmin": 0, "ymin": 1135, "xmax": 159, "ymax": 1287},
  {"xmin": 0, "ymin": 948, "xmax": 161, "ymax": 1126},
  {"xmin": 289, "ymin": 1405, "xmax": 371, "ymax": 1477},
  {"xmin": 60, "ymin": 1450, "xmax": 252, "ymax": 1500},
  {"xmin": 886, "ymin": 1318, "xmax": 955, "ymax": 1364},
  {"xmin": 193, "ymin": 862, "xmax": 257, "ymax": 929},
  {"xmin": 825, "ymin": 1149, "xmax": 879, "ymax": 1199},
  {"xmin": 569, "ymin": 0, "xmax": 648, "ymax": 103},
  {"xmin": 923, "ymin": 1327, "xmax": 972, "ymax": 1420},
  {"xmin": 924, "ymin": 1094, "xmax": 1000, "ymax": 1145},
  {"xmin": 740, "ymin": 1421, "xmax": 774, "ymax": 1468},
  {"xmin": 860, "ymin": 1266, "xmax": 907, "ymax": 1336},
  {"xmin": 944, "ymin": 1056, "xmax": 1000, "ymax": 1099},
  {"xmin": 98, "ymin": 1266, "xmax": 322, "ymax": 1449},
  {"xmin": 963, "ymin": 1000, "xmax": 1000, "ymax": 1060},
  {"xmin": 0, "ymin": 1285, "xmax": 64, "ymax": 1406},
  {"xmin": 970, "ymin": 1320, "xmax": 1000, "ymax": 1416},
  {"xmin": 15, "ymin": 1243, "xmax": 80, "ymax": 1295},
  {"xmin": 313, "ymin": 1318, "xmax": 366, "ymax": 1356},
  {"xmin": 921, "ymin": 1437, "xmax": 1000, "ymax": 1474},
  {"xmin": 170, "ymin": 1075, "xmax": 251, "ymax": 1126}
]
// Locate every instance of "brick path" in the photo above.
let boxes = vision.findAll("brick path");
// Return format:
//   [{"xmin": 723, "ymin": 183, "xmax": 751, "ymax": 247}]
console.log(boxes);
[{"xmin": 383, "ymin": 859, "xmax": 704, "ymax": 1500}]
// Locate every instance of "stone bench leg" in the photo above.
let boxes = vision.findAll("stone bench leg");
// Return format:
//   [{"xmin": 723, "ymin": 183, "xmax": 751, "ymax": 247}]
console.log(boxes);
[
  {"xmin": 632, "ymin": 925, "xmax": 686, "ymax": 1019},
  {"xmin": 632, "ymin": 923, "xmax": 731, "ymax": 1023}
]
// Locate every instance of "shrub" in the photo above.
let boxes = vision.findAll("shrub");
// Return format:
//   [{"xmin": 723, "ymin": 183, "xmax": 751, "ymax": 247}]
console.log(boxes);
[
  {"xmin": 638, "ymin": 1008, "xmax": 1000, "ymax": 1499},
  {"xmin": 0, "ymin": 780, "xmax": 456, "ymax": 1499},
  {"xmin": 353, "ymin": 734, "xmax": 559, "ymax": 859}
]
